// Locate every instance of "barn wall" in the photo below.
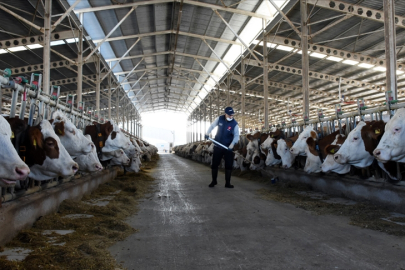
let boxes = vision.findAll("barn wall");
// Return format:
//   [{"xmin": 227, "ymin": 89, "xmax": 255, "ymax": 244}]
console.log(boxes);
[
  {"xmin": 262, "ymin": 168, "xmax": 405, "ymax": 214},
  {"xmin": 0, "ymin": 168, "xmax": 118, "ymax": 246}
]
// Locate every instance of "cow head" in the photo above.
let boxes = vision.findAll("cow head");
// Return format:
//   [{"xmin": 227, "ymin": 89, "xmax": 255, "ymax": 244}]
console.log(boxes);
[
  {"xmin": 321, "ymin": 134, "xmax": 350, "ymax": 174},
  {"xmin": 265, "ymin": 139, "xmax": 282, "ymax": 167},
  {"xmin": 52, "ymin": 111, "xmax": 93, "ymax": 157},
  {"xmin": 374, "ymin": 108, "xmax": 405, "ymax": 163},
  {"xmin": 102, "ymin": 123, "xmax": 133, "ymax": 153},
  {"xmin": 28, "ymin": 120, "xmax": 79, "ymax": 180},
  {"xmin": 246, "ymin": 131, "xmax": 261, "ymax": 162},
  {"xmin": 303, "ymin": 137, "xmax": 322, "ymax": 173},
  {"xmin": 290, "ymin": 126, "xmax": 317, "ymax": 156},
  {"xmin": 75, "ymin": 134, "xmax": 103, "ymax": 173},
  {"xmin": 0, "ymin": 116, "xmax": 30, "ymax": 187},
  {"xmin": 334, "ymin": 121, "xmax": 383, "ymax": 168},
  {"xmin": 108, "ymin": 149, "xmax": 131, "ymax": 166},
  {"xmin": 126, "ymin": 155, "xmax": 142, "ymax": 173},
  {"xmin": 276, "ymin": 139, "xmax": 295, "ymax": 168}
]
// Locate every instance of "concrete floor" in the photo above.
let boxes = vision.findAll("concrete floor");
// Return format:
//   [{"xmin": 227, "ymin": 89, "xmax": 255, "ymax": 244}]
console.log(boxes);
[{"xmin": 109, "ymin": 154, "xmax": 405, "ymax": 270}]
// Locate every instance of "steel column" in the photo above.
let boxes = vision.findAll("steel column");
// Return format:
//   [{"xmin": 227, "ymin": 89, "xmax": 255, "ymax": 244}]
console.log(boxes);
[
  {"xmin": 209, "ymin": 96, "xmax": 212, "ymax": 123},
  {"xmin": 96, "ymin": 55, "xmax": 101, "ymax": 117},
  {"xmin": 263, "ymin": 20, "xmax": 269, "ymax": 130},
  {"xmin": 77, "ymin": 13, "xmax": 84, "ymax": 106},
  {"xmin": 384, "ymin": 0, "xmax": 397, "ymax": 100},
  {"xmin": 241, "ymin": 59, "xmax": 246, "ymax": 133},
  {"xmin": 227, "ymin": 76, "xmax": 231, "ymax": 106},
  {"xmin": 108, "ymin": 73, "xmax": 112, "ymax": 119},
  {"xmin": 43, "ymin": 0, "xmax": 52, "ymax": 95},
  {"xmin": 301, "ymin": 0, "xmax": 310, "ymax": 119}
]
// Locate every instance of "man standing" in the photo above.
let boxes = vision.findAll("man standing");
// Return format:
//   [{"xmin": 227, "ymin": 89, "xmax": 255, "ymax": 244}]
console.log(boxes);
[{"xmin": 205, "ymin": 107, "xmax": 239, "ymax": 188}]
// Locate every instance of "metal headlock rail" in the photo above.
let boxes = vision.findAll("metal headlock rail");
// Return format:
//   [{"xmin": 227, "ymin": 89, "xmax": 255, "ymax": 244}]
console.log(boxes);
[{"xmin": 0, "ymin": 69, "xmax": 142, "ymax": 204}]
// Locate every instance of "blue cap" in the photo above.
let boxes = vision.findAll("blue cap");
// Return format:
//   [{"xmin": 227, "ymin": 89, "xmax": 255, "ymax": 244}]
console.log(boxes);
[{"xmin": 224, "ymin": 107, "xmax": 234, "ymax": 115}]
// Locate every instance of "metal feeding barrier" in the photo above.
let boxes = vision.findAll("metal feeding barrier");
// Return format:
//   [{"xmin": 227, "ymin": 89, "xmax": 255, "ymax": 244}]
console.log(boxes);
[{"xmin": 0, "ymin": 69, "xmax": 140, "ymax": 204}]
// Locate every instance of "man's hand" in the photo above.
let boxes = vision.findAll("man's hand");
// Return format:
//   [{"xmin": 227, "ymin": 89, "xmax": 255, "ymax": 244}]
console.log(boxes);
[{"xmin": 205, "ymin": 134, "xmax": 209, "ymax": 140}]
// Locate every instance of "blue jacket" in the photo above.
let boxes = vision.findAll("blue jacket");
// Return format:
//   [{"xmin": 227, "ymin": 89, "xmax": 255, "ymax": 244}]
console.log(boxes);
[{"xmin": 214, "ymin": 115, "xmax": 238, "ymax": 147}]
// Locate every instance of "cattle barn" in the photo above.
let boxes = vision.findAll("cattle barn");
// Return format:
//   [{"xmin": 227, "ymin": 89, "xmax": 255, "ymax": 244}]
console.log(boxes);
[{"xmin": 1, "ymin": 0, "xmax": 405, "ymax": 269}]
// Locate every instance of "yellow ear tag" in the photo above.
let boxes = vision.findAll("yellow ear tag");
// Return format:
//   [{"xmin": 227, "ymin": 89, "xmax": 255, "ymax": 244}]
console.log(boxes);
[
  {"xmin": 99, "ymin": 141, "xmax": 103, "ymax": 148},
  {"xmin": 11, "ymin": 132, "xmax": 14, "ymax": 139},
  {"xmin": 58, "ymin": 129, "xmax": 62, "ymax": 134},
  {"xmin": 33, "ymin": 139, "xmax": 37, "ymax": 149},
  {"xmin": 375, "ymin": 129, "xmax": 380, "ymax": 134},
  {"xmin": 330, "ymin": 148, "xmax": 335, "ymax": 154},
  {"xmin": 98, "ymin": 133, "xmax": 102, "ymax": 137},
  {"xmin": 271, "ymin": 135, "xmax": 274, "ymax": 138}
]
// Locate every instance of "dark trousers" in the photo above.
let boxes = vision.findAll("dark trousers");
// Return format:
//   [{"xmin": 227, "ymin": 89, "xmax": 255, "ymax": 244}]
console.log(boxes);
[{"xmin": 211, "ymin": 145, "xmax": 234, "ymax": 170}]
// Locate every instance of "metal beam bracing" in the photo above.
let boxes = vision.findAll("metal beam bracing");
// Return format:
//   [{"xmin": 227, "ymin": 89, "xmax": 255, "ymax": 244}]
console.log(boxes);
[
  {"xmin": 263, "ymin": 35, "xmax": 405, "ymax": 73},
  {"xmin": 94, "ymin": 30, "xmax": 240, "ymax": 46},
  {"xmin": 0, "ymin": 30, "xmax": 79, "ymax": 50},
  {"xmin": 85, "ymin": 7, "xmax": 136, "ymax": 62},
  {"xmin": 74, "ymin": 0, "xmax": 271, "ymax": 19},
  {"xmin": 8, "ymin": 57, "xmax": 96, "ymax": 76},
  {"xmin": 101, "ymin": 38, "xmax": 141, "ymax": 81},
  {"xmin": 307, "ymin": 0, "xmax": 405, "ymax": 29},
  {"xmin": 384, "ymin": 0, "xmax": 398, "ymax": 101},
  {"xmin": 263, "ymin": 19, "xmax": 269, "ymax": 129},
  {"xmin": 52, "ymin": 0, "xmax": 81, "ymax": 30},
  {"xmin": 246, "ymin": 60, "xmax": 385, "ymax": 93}
]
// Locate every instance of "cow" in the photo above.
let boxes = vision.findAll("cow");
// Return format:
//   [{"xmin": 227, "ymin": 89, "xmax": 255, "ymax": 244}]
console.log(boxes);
[
  {"xmin": 0, "ymin": 115, "xmax": 30, "ymax": 187},
  {"xmin": 106, "ymin": 149, "xmax": 131, "ymax": 166},
  {"xmin": 265, "ymin": 138, "xmax": 282, "ymax": 167},
  {"xmin": 51, "ymin": 111, "xmax": 93, "ymax": 158},
  {"xmin": 290, "ymin": 126, "xmax": 317, "ymax": 156},
  {"xmin": 374, "ymin": 108, "xmax": 405, "ymax": 163},
  {"xmin": 321, "ymin": 134, "xmax": 350, "ymax": 174},
  {"xmin": 84, "ymin": 121, "xmax": 114, "ymax": 159},
  {"xmin": 27, "ymin": 120, "xmax": 79, "ymax": 180},
  {"xmin": 333, "ymin": 121, "xmax": 383, "ymax": 168},
  {"xmin": 75, "ymin": 134, "xmax": 103, "ymax": 173},
  {"xmin": 303, "ymin": 137, "xmax": 322, "ymax": 173},
  {"xmin": 276, "ymin": 138, "xmax": 296, "ymax": 168}
]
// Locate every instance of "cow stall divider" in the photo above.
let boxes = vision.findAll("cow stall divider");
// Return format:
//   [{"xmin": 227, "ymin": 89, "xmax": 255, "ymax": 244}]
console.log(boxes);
[{"xmin": 0, "ymin": 70, "xmax": 137, "ymax": 206}]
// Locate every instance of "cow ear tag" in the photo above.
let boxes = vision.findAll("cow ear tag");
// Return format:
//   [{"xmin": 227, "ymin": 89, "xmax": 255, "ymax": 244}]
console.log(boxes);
[
  {"xmin": 98, "ymin": 133, "xmax": 102, "ymax": 137},
  {"xmin": 58, "ymin": 129, "xmax": 62, "ymax": 135},
  {"xmin": 375, "ymin": 129, "xmax": 380, "ymax": 134},
  {"xmin": 330, "ymin": 148, "xmax": 335, "ymax": 154},
  {"xmin": 33, "ymin": 139, "xmax": 37, "ymax": 149},
  {"xmin": 11, "ymin": 132, "xmax": 14, "ymax": 139},
  {"xmin": 99, "ymin": 141, "xmax": 103, "ymax": 147}
]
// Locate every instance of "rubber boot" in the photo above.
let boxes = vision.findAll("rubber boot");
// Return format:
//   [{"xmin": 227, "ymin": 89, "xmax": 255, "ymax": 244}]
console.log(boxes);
[
  {"xmin": 209, "ymin": 168, "xmax": 218, "ymax": 187},
  {"xmin": 225, "ymin": 169, "xmax": 234, "ymax": 188}
]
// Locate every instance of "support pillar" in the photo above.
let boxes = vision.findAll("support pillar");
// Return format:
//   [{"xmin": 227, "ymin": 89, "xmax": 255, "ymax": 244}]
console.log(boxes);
[
  {"xmin": 108, "ymin": 73, "xmax": 112, "ymax": 119},
  {"xmin": 227, "ymin": 76, "xmax": 231, "ymax": 106},
  {"xmin": 384, "ymin": 0, "xmax": 397, "ymax": 100},
  {"xmin": 77, "ymin": 13, "xmax": 84, "ymax": 106},
  {"xmin": 263, "ymin": 20, "xmax": 269, "ymax": 130},
  {"xmin": 241, "ymin": 59, "xmax": 246, "ymax": 133},
  {"xmin": 43, "ymin": 0, "xmax": 52, "ymax": 95},
  {"xmin": 96, "ymin": 55, "xmax": 101, "ymax": 118},
  {"xmin": 301, "ymin": 0, "xmax": 310, "ymax": 119}
]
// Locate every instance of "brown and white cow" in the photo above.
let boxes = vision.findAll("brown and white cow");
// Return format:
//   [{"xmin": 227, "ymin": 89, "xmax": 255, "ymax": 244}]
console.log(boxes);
[
  {"xmin": 0, "ymin": 115, "xmax": 30, "ymax": 187},
  {"xmin": 321, "ymin": 134, "xmax": 350, "ymax": 174},
  {"xmin": 51, "ymin": 111, "xmax": 93, "ymax": 158},
  {"xmin": 75, "ymin": 134, "xmax": 103, "ymax": 173},
  {"xmin": 374, "ymin": 108, "xmax": 405, "ymax": 163}
]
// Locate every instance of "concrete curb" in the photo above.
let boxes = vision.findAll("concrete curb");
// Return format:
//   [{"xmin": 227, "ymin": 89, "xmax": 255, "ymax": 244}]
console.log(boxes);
[
  {"xmin": 0, "ymin": 168, "xmax": 118, "ymax": 246},
  {"xmin": 262, "ymin": 167, "xmax": 405, "ymax": 214}
]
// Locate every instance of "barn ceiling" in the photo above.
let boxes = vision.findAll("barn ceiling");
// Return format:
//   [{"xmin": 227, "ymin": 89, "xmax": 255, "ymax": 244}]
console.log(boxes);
[{"xmin": 0, "ymin": 0, "xmax": 404, "ymax": 129}]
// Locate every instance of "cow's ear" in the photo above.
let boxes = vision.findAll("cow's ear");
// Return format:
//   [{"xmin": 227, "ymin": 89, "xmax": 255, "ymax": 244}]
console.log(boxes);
[
  {"xmin": 54, "ymin": 121, "xmax": 65, "ymax": 136},
  {"xmin": 246, "ymin": 134, "xmax": 253, "ymax": 141},
  {"xmin": 111, "ymin": 131, "xmax": 117, "ymax": 140},
  {"xmin": 306, "ymin": 137, "xmax": 316, "ymax": 148},
  {"xmin": 29, "ymin": 128, "xmax": 44, "ymax": 149},
  {"xmin": 310, "ymin": 130, "xmax": 317, "ymax": 140},
  {"xmin": 325, "ymin": 144, "xmax": 340, "ymax": 154},
  {"xmin": 48, "ymin": 119, "xmax": 54, "ymax": 124},
  {"xmin": 253, "ymin": 132, "xmax": 261, "ymax": 139},
  {"xmin": 104, "ymin": 122, "xmax": 113, "ymax": 136},
  {"xmin": 92, "ymin": 121, "xmax": 98, "ymax": 125}
]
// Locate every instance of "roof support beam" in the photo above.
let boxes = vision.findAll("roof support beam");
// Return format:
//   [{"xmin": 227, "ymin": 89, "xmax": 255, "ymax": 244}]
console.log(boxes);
[
  {"xmin": 101, "ymin": 38, "xmax": 141, "ymax": 81},
  {"xmin": 384, "ymin": 0, "xmax": 398, "ymax": 101},
  {"xmin": 85, "ymin": 6, "xmax": 136, "ymax": 62},
  {"xmin": 74, "ymin": 0, "xmax": 271, "ymax": 19},
  {"xmin": 307, "ymin": 0, "xmax": 405, "ymax": 29},
  {"xmin": 52, "ymin": 0, "xmax": 81, "ymax": 30},
  {"xmin": 213, "ymin": 9, "xmax": 262, "ymax": 66}
]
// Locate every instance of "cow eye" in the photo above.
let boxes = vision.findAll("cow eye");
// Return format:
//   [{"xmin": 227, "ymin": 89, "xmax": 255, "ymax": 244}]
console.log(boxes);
[
  {"xmin": 46, "ymin": 141, "xmax": 54, "ymax": 146},
  {"xmin": 353, "ymin": 137, "xmax": 358, "ymax": 141},
  {"xmin": 395, "ymin": 128, "xmax": 400, "ymax": 132}
]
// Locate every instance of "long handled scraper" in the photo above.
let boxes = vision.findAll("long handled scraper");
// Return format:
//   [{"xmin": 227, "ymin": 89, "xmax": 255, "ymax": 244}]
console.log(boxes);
[{"xmin": 208, "ymin": 137, "xmax": 229, "ymax": 150}]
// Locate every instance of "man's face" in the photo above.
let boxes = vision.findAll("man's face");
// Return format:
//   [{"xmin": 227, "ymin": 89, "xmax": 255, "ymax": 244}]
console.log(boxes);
[{"xmin": 225, "ymin": 113, "xmax": 234, "ymax": 119}]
